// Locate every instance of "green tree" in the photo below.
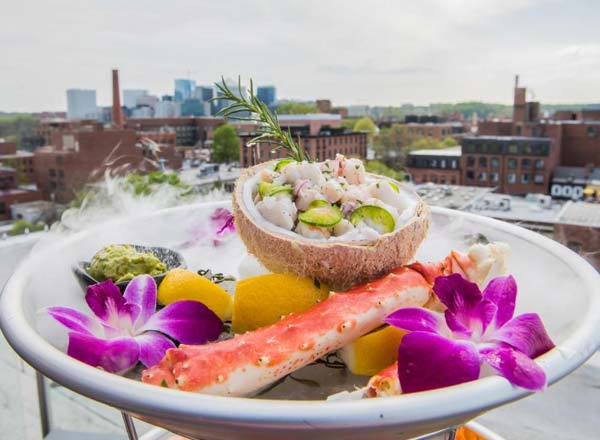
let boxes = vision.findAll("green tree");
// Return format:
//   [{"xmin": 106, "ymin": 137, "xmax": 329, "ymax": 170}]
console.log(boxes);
[
  {"xmin": 353, "ymin": 117, "xmax": 377, "ymax": 136},
  {"xmin": 0, "ymin": 114, "xmax": 39, "ymax": 149},
  {"xmin": 9, "ymin": 220, "xmax": 45, "ymax": 236},
  {"xmin": 276, "ymin": 102, "xmax": 318, "ymax": 115},
  {"xmin": 364, "ymin": 160, "xmax": 405, "ymax": 181},
  {"xmin": 212, "ymin": 124, "xmax": 240, "ymax": 163},
  {"xmin": 373, "ymin": 124, "xmax": 411, "ymax": 168}
]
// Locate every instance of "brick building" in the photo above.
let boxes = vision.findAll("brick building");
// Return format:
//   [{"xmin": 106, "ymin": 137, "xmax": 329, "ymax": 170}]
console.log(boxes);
[
  {"xmin": 34, "ymin": 126, "xmax": 182, "ymax": 203},
  {"xmin": 406, "ymin": 147, "xmax": 461, "ymax": 184},
  {"xmin": 461, "ymin": 136, "xmax": 556, "ymax": 194},
  {"xmin": 38, "ymin": 119, "xmax": 103, "ymax": 145},
  {"xmin": 238, "ymin": 115, "xmax": 367, "ymax": 167},
  {"xmin": 0, "ymin": 165, "xmax": 42, "ymax": 221},
  {"xmin": 0, "ymin": 139, "xmax": 35, "ymax": 184},
  {"xmin": 124, "ymin": 117, "xmax": 224, "ymax": 147},
  {"xmin": 404, "ymin": 122, "xmax": 465, "ymax": 139},
  {"xmin": 478, "ymin": 77, "xmax": 600, "ymax": 170}
]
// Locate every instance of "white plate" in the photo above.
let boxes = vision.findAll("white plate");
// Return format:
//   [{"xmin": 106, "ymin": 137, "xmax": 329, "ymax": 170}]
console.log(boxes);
[{"xmin": 1, "ymin": 201, "xmax": 599, "ymax": 440}]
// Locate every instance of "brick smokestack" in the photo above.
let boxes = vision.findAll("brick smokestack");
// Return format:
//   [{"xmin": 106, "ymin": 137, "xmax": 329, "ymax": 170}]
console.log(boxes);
[{"xmin": 112, "ymin": 69, "xmax": 124, "ymax": 128}]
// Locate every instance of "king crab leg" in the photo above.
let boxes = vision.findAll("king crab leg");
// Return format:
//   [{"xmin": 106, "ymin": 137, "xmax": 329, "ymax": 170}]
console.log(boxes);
[{"xmin": 143, "ymin": 242, "xmax": 509, "ymax": 397}]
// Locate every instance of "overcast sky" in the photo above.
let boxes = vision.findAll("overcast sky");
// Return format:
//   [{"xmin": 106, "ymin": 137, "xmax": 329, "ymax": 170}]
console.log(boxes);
[{"xmin": 2, "ymin": 0, "xmax": 600, "ymax": 112}]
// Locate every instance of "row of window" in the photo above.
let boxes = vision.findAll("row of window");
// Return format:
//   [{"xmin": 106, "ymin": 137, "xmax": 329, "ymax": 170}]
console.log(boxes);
[
  {"xmin": 315, "ymin": 136, "xmax": 366, "ymax": 148},
  {"xmin": 465, "ymin": 156, "xmax": 544, "ymax": 170},
  {"xmin": 48, "ymin": 168, "xmax": 65, "ymax": 178},
  {"xmin": 420, "ymin": 175, "xmax": 458, "ymax": 185},
  {"xmin": 462, "ymin": 142, "xmax": 550, "ymax": 156},
  {"xmin": 408, "ymin": 128, "xmax": 451, "ymax": 137},
  {"xmin": 465, "ymin": 171, "xmax": 545, "ymax": 185},
  {"xmin": 409, "ymin": 158, "xmax": 459, "ymax": 169}
]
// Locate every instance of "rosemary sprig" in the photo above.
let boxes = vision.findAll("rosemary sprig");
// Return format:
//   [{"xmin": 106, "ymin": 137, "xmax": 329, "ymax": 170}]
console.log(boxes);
[{"xmin": 211, "ymin": 76, "xmax": 310, "ymax": 162}]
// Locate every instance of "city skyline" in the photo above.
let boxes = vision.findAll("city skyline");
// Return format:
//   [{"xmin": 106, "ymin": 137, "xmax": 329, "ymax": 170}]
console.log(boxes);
[{"xmin": 3, "ymin": 0, "xmax": 600, "ymax": 112}]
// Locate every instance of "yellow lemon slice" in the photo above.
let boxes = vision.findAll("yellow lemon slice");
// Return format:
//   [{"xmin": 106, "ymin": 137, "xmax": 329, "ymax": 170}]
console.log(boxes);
[
  {"xmin": 157, "ymin": 268, "xmax": 233, "ymax": 321},
  {"xmin": 232, "ymin": 274, "xmax": 329, "ymax": 333},
  {"xmin": 338, "ymin": 325, "xmax": 406, "ymax": 376}
]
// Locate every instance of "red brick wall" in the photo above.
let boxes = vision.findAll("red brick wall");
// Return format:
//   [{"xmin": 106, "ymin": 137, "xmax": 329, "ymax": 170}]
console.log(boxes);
[
  {"xmin": 0, "ymin": 141, "xmax": 17, "ymax": 155},
  {"xmin": 239, "ymin": 133, "xmax": 367, "ymax": 168},
  {"xmin": 407, "ymin": 167, "xmax": 461, "ymax": 185}
]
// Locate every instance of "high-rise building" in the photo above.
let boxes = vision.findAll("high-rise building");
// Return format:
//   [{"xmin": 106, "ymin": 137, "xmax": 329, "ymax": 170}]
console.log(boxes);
[
  {"xmin": 214, "ymin": 80, "xmax": 247, "ymax": 115},
  {"xmin": 193, "ymin": 86, "xmax": 215, "ymax": 116},
  {"xmin": 174, "ymin": 79, "xmax": 196, "ymax": 102},
  {"xmin": 181, "ymin": 99, "xmax": 205, "ymax": 117},
  {"xmin": 155, "ymin": 100, "xmax": 181, "ymax": 118},
  {"xmin": 257, "ymin": 86, "xmax": 276, "ymax": 109},
  {"xmin": 123, "ymin": 89, "xmax": 148, "ymax": 109},
  {"xmin": 66, "ymin": 89, "xmax": 97, "ymax": 120}
]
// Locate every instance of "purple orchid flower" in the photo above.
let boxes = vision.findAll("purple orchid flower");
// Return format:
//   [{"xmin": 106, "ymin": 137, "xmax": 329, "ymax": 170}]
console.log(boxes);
[
  {"xmin": 48, "ymin": 275, "xmax": 222, "ymax": 374},
  {"xmin": 385, "ymin": 273, "xmax": 555, "ymax": 393}
]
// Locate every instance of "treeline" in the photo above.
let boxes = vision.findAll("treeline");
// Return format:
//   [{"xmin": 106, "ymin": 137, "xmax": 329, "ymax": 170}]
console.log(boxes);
[{"xmin": 0, "ymin": 114, "xmax": 40, "ymax": 150}]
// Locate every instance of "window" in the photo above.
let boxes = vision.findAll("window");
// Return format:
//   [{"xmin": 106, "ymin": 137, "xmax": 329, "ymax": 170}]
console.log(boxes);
[
  {"xmin": 521, "ymin": 159, "xmax": 531, "ymax": 169},
  {"xmin": 50, "ymin": 181, "xmax": 57, "ymax": 190},
  {"xmin": 428, "ymin": 130, "xmax": 433, "ymax": 136},
  {"xmin": 521, "ymin": 173, "xmax": 530, "ymax": 184},
  {"xmin": 431, "ymin": 159, "xmax": 438, "ymax": 168},
  {"xmin": 478, "ymin": 157, "xmax": 487, "ymax": 167},
  {"xmin": 440, "ymin": 160, "xmax": 446, "ymax": 168},
  {"xmin": 59, "ymin": 170, "xmax": 64, "ymax": 178},
  {"xmin": 451, "ymin": 160, "xmax": 457, "ymax": 169},
  {"xmin": 478, "ymin": 172, "xmax": 487, "ymax": 182},
  {"xmin": 463, "ymin": 144, "xmax": 476, "ymax": 154},
  {"xmin": 440, "ymin": 176, "xmax": 446, "ymax": 184},
  {"xmin": 522, "ymin": 144, "xmax": 532, "ymax": 155},
  {"xmin": 535, "ymin": 159, "xmax": 544, "ymax": 169},
  {"xmin": 478, "ymin": 144, "xmax": 488, "ymax": 154},
  {"xmin": 507, "ymin": 158, "xmax": 517, "ymax": 169},
  {"xmin": 466, "ymin": 170, "xmax": 474, "ymax": 182},
  {"xmin": 489, "ymin": 144, "xmax": 501, "ymax": 154},
  {"xmin": 0, "ymin": 202, "xmax": 5, "ymax": 214},
  {"xmin": 431, "ymin": 175, "xmax": 438, "ymax": 183},
  {"xmin": 507, "ymin": 173, "xmax": 516, "ymax": 184},
  {"xmin": 534, "ymin": 174, "xmax": 544, "ymax": 184},
  {"xmin": 587, "ymin": 126, "xmax": 598, "ymax": 138},
  {"xmin": 450, "ymin": 176, "xmax": 457, "ymax": 184},
  {"xmin": 49, "ymin": 168, "xmax": 56, "ymax": 177},
  {"xmin": 490, "ymin": 157, "xmax": 500, "ymax": 169},
  {"xmin": 491, "ymin": 173, "xmax": 499, "ymax": 183},
  {"xmin": 467, "ymin": 156, "xmax": 475, "ymax": 167},
  {"xmin": 508, "ymin": 144, "xmax": 519, "ymax": 154}
]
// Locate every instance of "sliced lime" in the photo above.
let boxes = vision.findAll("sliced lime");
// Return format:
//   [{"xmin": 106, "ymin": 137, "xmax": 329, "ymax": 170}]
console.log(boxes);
[
  {"xmin": 298, "ymin": 205, "xmax": 342, "ymax": 227},
  {"xmin": 274, "ymin": 159, "xmax": 295, "ymax": 172},
  {"xmin": 307, "ymin": 199, "xmax": 330, "ymax": 210},
  {"xmin": 389, "ymin": 181, "xmax": 399, "ymax": 193},
  {"xmin": 258, "ymin": 182, "xmax": 293, "ymax": 198},
  {"xmin": 349, "ymin": 205, "xmax": 395, "ymax": 234}
]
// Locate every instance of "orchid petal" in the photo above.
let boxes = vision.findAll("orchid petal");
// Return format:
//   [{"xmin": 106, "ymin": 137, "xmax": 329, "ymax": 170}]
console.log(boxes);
[
  {"xmin": 67, "ymin": 332, "xmax": 139, "ymax": 374},
  {"xmin": 433, "ymin": 273, "xmax": 483, "ymax": 314},
  {"xmin": 47, "ymin": 307, "xmax": 103, "ymax": 337},
  {"xmin": 135, "ymin": 331, "xmax": 176, "ymax": 368},
  {"xmin": 139, "ymin": 300, "xmax": 222, "ymax": 344},
  {"xmin": 483, "ymin": 275, "xmax": 517, "ymax": 327},
  {"xmin": 480, "ymin": 344, "xmax": 547, "ymax": 391},
  {"xmin": 489, "ymin": 313, "xmax": 555, "ymax": 358},
  {"xmin": 86, "ymin": 280, "xmax": 138, "ymax": 330},
  {"xmin": 397, "ymin": 331, "xmax": 480, "ymax": 393},
  {"xmin": 385, "ymin": 308, "xmax": 446, "ymax": 335},
  {"xmin": 123, "ymin": 275, "xmax": 157, "ymax": 326}
]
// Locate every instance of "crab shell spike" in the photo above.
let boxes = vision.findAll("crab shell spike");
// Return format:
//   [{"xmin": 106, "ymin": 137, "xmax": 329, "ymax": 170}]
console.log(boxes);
[
  {"xmin": 366, "ymin": 362, "xmax": 401, "ymax": 398},
  {"xmin": 233, "ymin": 162, "xmax": 431, "ymax": 290}
]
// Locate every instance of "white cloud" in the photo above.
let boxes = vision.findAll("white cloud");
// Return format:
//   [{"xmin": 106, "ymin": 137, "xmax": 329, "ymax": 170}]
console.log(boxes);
[{"xmin": 1, "ymin": 0, "xmax": 598, "ymax": 111}]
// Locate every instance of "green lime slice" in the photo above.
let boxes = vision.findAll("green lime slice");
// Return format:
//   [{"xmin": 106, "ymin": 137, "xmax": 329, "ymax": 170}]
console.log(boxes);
[
  {"xmin": 274, "ymin": 159, "xmax": 295, "ymax": 172},
  {"xmin": 307, "ymin": 199, "xmax": 330, "ymax": 210},
  {"xmin": 349, "ymin": 205, "xmax": 395, "ymax": 234},
  {"xmin": 389, "ymin": 181, "xmax": 400, "ymax": 193},
  {"xmin": 298, "ymin": 205, "xmax": 342, "ymax": 227},
  {"xmin": 258, "ymin": 182, "xmax": 293, "ymax": 197}
]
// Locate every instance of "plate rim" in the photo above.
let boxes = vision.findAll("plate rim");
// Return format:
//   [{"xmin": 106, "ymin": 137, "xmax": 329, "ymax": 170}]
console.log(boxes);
[{"xmin": 1, "ymin": 201, "xmax": 599, "ymax": 430}]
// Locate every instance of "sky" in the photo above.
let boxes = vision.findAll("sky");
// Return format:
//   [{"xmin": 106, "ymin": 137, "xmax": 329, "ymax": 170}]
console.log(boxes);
[{"xmin": 2, "ymin": 0, "xmax": 600, "ymax": 112}]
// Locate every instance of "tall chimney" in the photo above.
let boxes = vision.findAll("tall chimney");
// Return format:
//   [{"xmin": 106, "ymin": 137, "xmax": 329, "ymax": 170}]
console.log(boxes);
[{"xmin": 112, "ymin": 69, "xmax": 124, "ymax": 128}]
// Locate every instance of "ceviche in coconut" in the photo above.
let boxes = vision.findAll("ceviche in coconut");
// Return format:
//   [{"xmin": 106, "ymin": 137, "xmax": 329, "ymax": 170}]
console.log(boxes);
[{"xmin": 249, "ymin": 154, "xmax": 417, "ymax": 242}]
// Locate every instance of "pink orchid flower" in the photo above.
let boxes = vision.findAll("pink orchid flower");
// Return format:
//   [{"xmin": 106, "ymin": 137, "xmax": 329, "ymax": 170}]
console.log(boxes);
[
  {"xmin": 48, "ymin": 275, "xmax": 222, "ymax": 374},
  {"xmin": 385, "ymin": 273, "xmax": 555, "ymax": 393}
]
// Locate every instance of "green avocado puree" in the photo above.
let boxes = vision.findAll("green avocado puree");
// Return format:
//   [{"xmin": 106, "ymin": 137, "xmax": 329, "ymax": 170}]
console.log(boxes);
[{"xmin": 87, "ymin": 244, "xmax": 166, "ymax": 283}]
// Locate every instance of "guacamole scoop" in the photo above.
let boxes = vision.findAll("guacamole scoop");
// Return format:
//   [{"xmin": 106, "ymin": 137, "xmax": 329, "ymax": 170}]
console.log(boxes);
[{"xmin": 87, "ymin": 244, "xmax": 167, "ymax": 283}]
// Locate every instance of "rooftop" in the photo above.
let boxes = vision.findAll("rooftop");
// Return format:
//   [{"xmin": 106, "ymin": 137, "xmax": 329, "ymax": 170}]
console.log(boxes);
[
  {"xmin": 409, "ymin": 146, "xmax": 462, "ymax": 157},
  {"xmin": 463, "ymin": 135, "xmax": 551, "ymax": 142},
  {"xmin": 277, "ymin": 114, "xmax": 341, "ymax": 121},
  {"xmin": 556, "ymin": 201, "xmax": 600, "ymax": 227},
  {"xmin": 415, "ymin": 183, "xmax": 493, "ymax": 210},
  {"xmin": 465, "ymin": 193, "xmax": 565, "ymax": 225},
  {"xmin": 0, "ymin": 151, "xmax": 34, "ymax": 159}
]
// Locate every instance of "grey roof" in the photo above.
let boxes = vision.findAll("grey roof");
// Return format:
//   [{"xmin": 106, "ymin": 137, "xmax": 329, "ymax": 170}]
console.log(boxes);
[
  {"xmin": 553, "ymin": 167, "xmax": 587, "ymax": 180},
  {"xmin": 408, "ymin": 146, "xmax": 462, "ymax": 157},
  {"xmin": 415, "ymin": 184, "xmax": 493, "ymax": 210},
  {"xmin": 462, "ymin": 135, "xmax": 551, "ymax": 142},
  {"xmin": 556, "ymin": 201, "xmax": 600, "ymax": 227}
]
